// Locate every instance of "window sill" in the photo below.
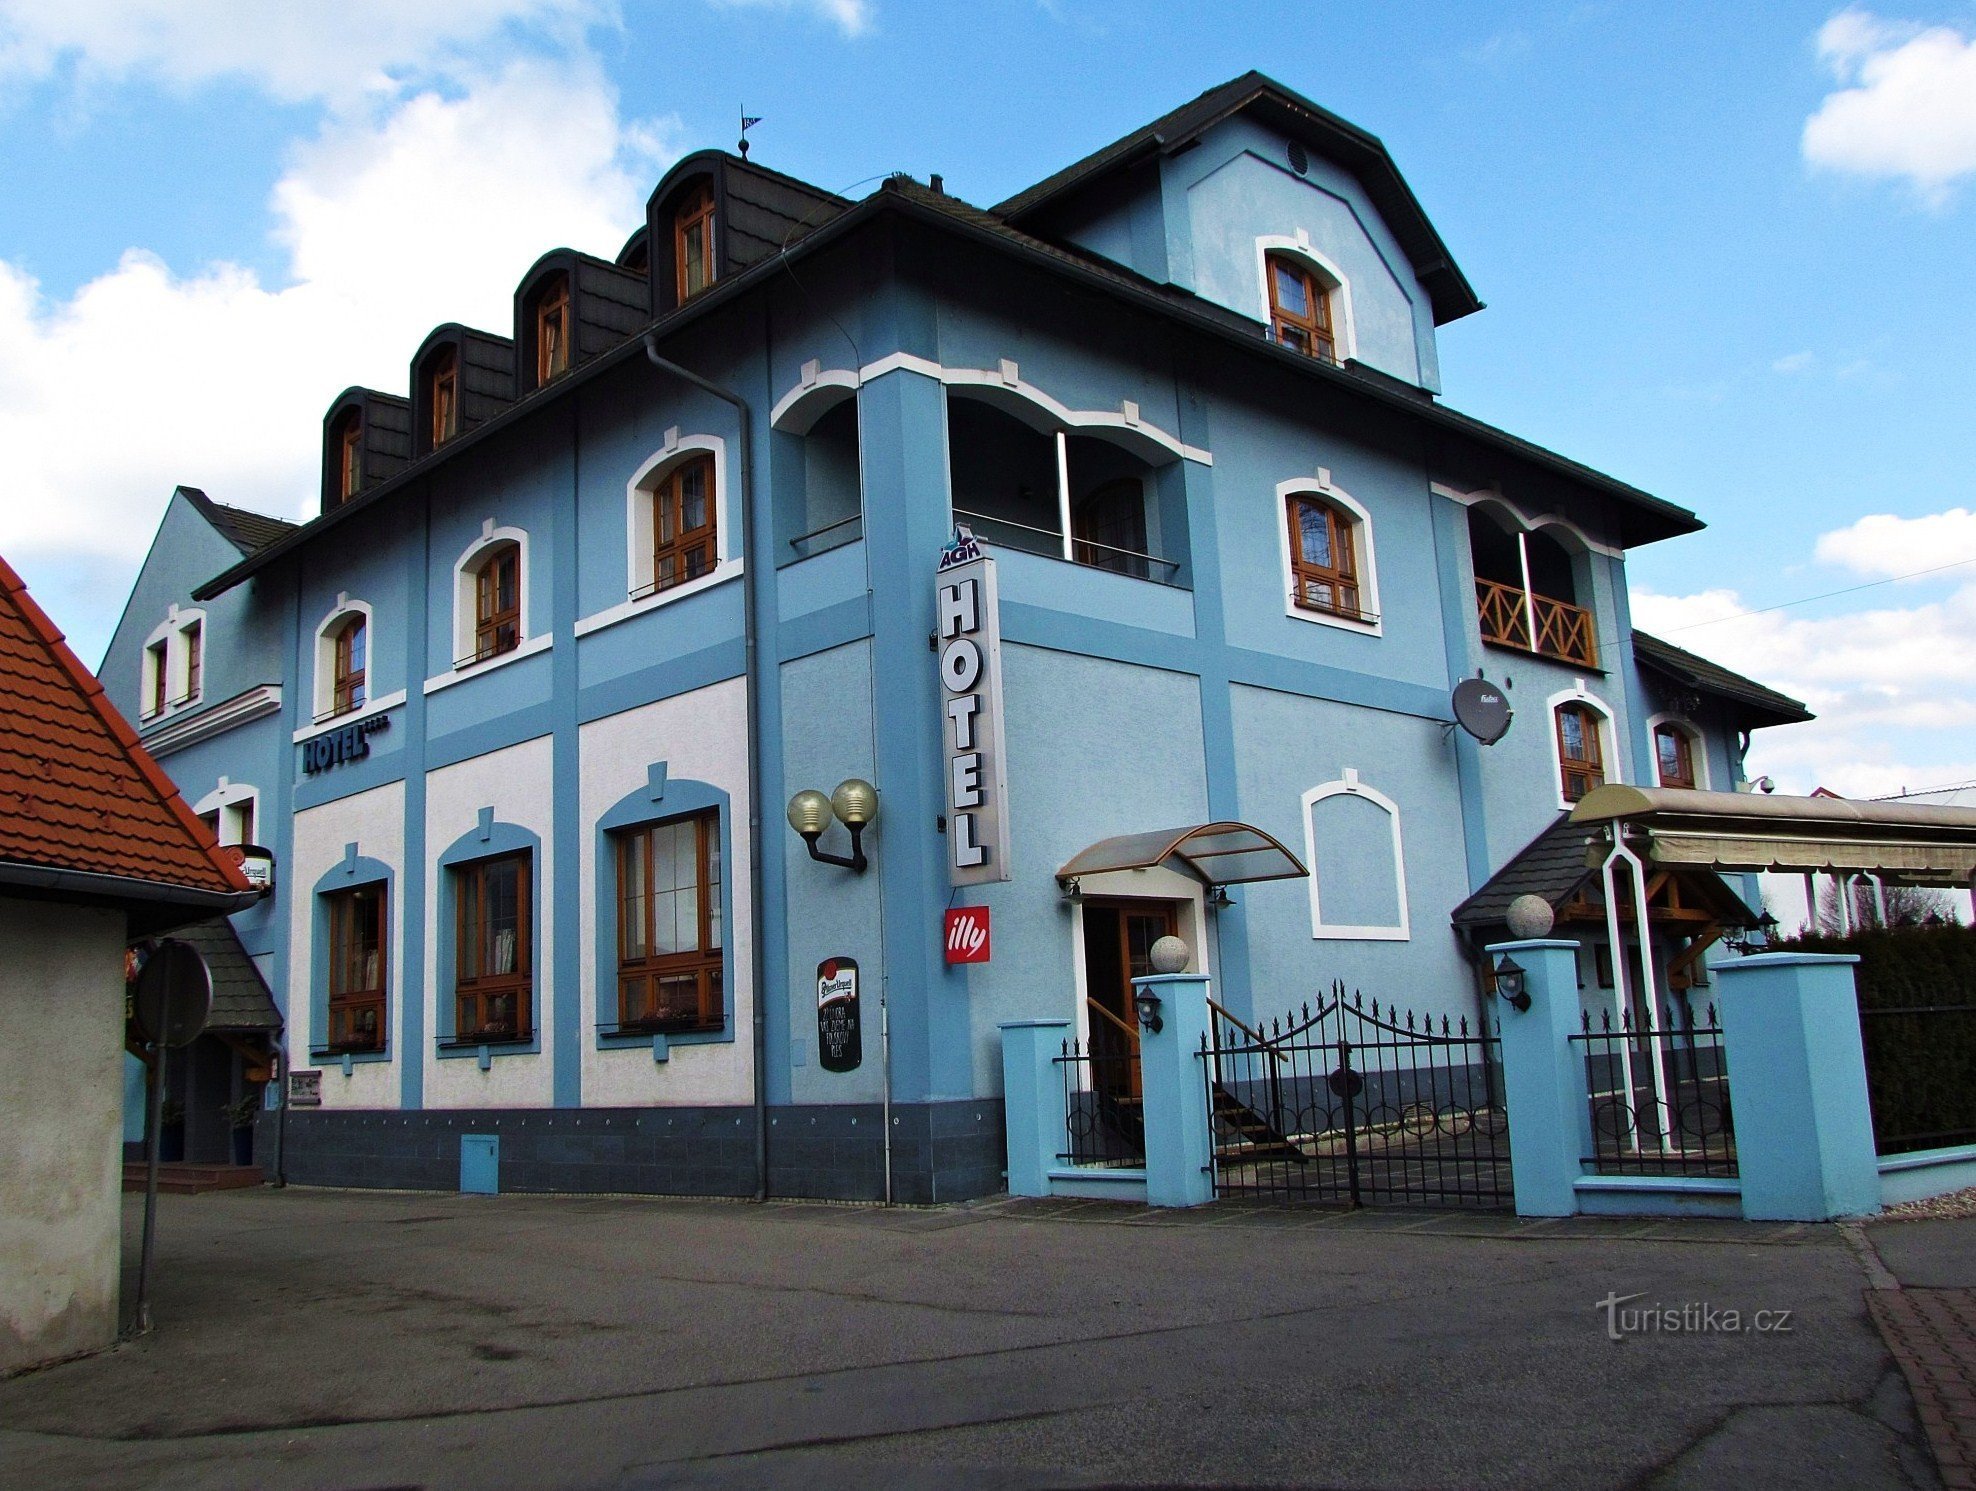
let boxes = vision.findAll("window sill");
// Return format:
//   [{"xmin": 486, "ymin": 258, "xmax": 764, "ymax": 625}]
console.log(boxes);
[
  {"xmin": 574, "ymin": 559, "xmax": 743, "ymax": 638},
  {"xmin": 293, "ymin": 691, "xmax": 407, "ymax": 743},
  {"xmin": 423, "ymin": 633, "xmax": 553, "ymax": 695},
  {"xmin": 436, "ymin": 1032, "xmax": 541, "ymax": 1066},
  {"xmin": 1285, "ymin": 600, "xmax": 1382, "ymax": 637},
  {"xmin": 596, "ymin": 1022, "xmax": 733, "ymax": 1058}
]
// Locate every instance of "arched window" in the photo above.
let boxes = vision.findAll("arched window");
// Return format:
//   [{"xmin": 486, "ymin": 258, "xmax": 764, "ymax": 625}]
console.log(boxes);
[
  {"xmin": 1303, "ymin": 773, "xmax": 1409, "ymax": 940},
  {"xmin": 1286, "ymin": 494, "xmax": 1362, "ymax": 620},
  {"xmin": 1654, "ymin": 722, "xmax": 1699, "ymax": 789},
  {"xmin": 532, "ymin": 272, "xmax": 570, "ymax": 386},
  {"xmin": 333, "ymin": 410, "xmax": 362, "ymax": 503},
  {"xmin": 332, "ymin": 615, "xmax": 367, "ymax": 716},
  {"xmin": 1555, "ymin": 702, "xmax": 1607, "ymax": 803},
  {"xmin": 675, "ymin": 182, "xmax": 716, "ymax": 301},
  {"xmin": 649, "ymin": 453, "xmax": 717, "ymax": 598},
  {"xmin": 1266, "ymin": 253, "xmax": 1338, "ymax": 363},
  {"xmin": 471, "ymin": 542, "xmax": 521, "ymax": 661}
]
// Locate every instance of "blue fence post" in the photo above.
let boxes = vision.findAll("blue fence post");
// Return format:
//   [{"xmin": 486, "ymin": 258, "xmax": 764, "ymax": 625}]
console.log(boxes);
[
  {"xmin": 1487, "ymin": 939, "xmax": 1590, "ymax": 1217},
  {"xmin": 1132, "ymin": 973, "xmax": 1215, "ymax": 1208},
  {"xmin": 1715, "ymin": 952, "xmax": 1879, "ymax": 1220},
  {"xmin": 999, "ymin": 1020, "xmax": 1070, "ymax": 1198}
]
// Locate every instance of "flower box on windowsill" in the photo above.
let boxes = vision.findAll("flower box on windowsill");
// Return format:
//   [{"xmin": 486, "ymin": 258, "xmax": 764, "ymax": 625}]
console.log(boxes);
[{"xmin": 438, "ymin": 1030, "xmax": 534, "ymax": 1050}]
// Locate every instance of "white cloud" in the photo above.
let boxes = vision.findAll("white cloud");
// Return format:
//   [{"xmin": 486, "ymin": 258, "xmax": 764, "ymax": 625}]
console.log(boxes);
[
  {"xmin": 0, "ymin": 60, "xmax": 675, "ymax": 583},
  {"xmin": 1803, "ymin": 8, "xmax": 1976, "ymax": 203},
  {"xmin": 711, "ymin": 0, "xmax": 874, "ymax": 36},
  {"xmin": 1812, "ymin": 507, "xmax": 1976, "ymax": 578},
  {"xmin": 1772, "ymin": 350, "xmax": 1816, "ymax": 374}
]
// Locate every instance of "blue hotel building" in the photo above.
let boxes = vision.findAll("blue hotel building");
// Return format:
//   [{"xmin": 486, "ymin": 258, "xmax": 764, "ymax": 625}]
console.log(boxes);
[{"xmin": 101, "ymin": 73, "xmax": 1809, "ymax": 1201}]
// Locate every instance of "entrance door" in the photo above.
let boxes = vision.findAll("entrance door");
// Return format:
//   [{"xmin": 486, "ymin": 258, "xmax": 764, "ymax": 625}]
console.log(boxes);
[{"xmin": 1080, "ymin": 899, "xmax": 1179, "ymax": 1100}]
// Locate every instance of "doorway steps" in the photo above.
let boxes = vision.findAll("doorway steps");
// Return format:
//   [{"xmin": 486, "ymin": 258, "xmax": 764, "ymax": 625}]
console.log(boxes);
[
  {"xmin": 122, "ymin": 1162, "xmax": 263, "ymax": 1194},
  {"xmin": 1211, "ymin": 1083, "xmax": 1307, "ymax": 1162}
]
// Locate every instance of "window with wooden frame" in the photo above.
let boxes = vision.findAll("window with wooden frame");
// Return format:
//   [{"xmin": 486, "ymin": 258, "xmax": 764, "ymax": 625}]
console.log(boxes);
[
  {"xmin": 326, "ymin": 882, "xmax": 387, "ymax": 1053},
  {"xmin": 1266, "ymin": 253, "xmax": 1337, "ymax": 363},
  {"xmin": 471, "ymin": 543, "xmax": 521, "ymax": 661},
  {"xmin": 429, "ymin": 347, "xmax": 459, "ymax": 447},
  {"xmin": 615, "ymin": 811, "xmax": 723, "ymax": 1034},
  {"xmin": 534, "ymin": 273, "xmax": 571, "ymax": 386},
  {"xmin": 331, "ymin": 615, "xmax": 367, "ymax": 715},
  {"xmin": 675, "ymin": 182, "xmax": 716, "ymax": 302},
  {"xmin": 1654, "ymin": 723, "xmax": 1697, "ymax": 789},
  {"xmin": 144, "ymin": 639, "xmax": 168, "ymax": 717},
  {"xmin": 454, "ymin": 852, "xmax": 531, "ymax": 1042},
  {"xmin": 1286, "ymin": 494, "xmax": 1363, "ymax": 620},
  {"xmin": 180, "ymin": 619, "xmax": 202, "ymax": 705},
  {"xmin": 1555, "ymin": 702, "xmax": 1606, "ymax": 803},
  {"xmin": 648, "ymin": 454, "xmax": 717, "ymax": 597},
  {"xmin": 335, "ymin": 412, "xmax": 362, "ymax": 502}
]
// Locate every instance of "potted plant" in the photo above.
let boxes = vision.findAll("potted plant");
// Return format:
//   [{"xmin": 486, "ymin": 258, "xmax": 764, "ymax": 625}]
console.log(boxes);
[
  {"xmin": 159, "ymin": 1097, "xmax": 185, "ymax": 1162},
  {"xmin": 222, "ymin": 1094, "xmax": 260, "ymax": 1166}
]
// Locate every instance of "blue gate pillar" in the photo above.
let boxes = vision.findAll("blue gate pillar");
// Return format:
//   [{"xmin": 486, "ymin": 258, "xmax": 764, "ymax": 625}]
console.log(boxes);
[
  {"xmin": 1488, "ymin": 939, "xmax": 1591, "ymax": 1217},
  {"xmin": 1715, "ymin": 952, "xmax": 1879, "ymax": 1221},
  {"xmin": 1133, "ymin": 973, "xmax": 1215, "ymax": 1208},
  {"xmin": 999, "ymin": 1020, "xmax": 1070, "ymax": 1198}
]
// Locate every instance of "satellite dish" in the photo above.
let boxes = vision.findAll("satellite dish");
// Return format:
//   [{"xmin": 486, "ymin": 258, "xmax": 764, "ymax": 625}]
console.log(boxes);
[
  {"xmin": 131, "ymin": 939, "xmax": 213, "ymax": 1049},
  {"xmin": 1452, "ymin": 677, "xmax": 1512, "ymax": 745}
]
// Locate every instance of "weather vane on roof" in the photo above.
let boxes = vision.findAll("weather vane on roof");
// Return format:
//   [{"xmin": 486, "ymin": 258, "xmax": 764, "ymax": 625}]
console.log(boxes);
[{"xmin": 739, "ymin": 110, "xmax": 763, "ymax": 160}]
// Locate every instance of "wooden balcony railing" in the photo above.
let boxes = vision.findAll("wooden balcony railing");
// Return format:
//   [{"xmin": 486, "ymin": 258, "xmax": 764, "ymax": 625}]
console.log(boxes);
[{"xmin": 1475, "ymin": 577, "xmax": 1598, "ymax": 667}]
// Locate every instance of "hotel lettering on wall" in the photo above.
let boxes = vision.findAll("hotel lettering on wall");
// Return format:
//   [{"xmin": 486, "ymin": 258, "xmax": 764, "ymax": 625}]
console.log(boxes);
[
  {"xmin": 302, "ymin": 713, "xmax": 390, "ymax": 775},
  {"xmin": 936, "ymin": 531, "xmax": 1011, "ymax": 885}
]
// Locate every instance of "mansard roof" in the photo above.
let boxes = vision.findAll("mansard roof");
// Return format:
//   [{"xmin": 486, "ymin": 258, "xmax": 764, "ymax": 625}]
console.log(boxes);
[{"xmin": 994, "ymin": 70, "xmax": 1483, "ymax": 327}]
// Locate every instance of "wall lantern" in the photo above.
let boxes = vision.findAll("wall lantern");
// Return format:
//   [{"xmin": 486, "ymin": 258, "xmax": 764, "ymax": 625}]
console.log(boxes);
[
  {"xmin": 786, "ymin": 778, "xmax": 878, "ymax": 873},
  {"xmin": 1724, "ymin": 911, "xmax": 1781, "ymax": 955},
  {"xmin": 1492, "ymin": 954, "xmax": 1530, "ymax": 1012},
  {"xmin": 1133, "ymin": 986, "xmax": 1164, "ymax": 1033}
]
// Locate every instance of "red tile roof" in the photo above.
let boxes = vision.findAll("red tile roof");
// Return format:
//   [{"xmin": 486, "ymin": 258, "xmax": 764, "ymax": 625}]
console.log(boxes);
[{"xmin": 0, "ymin": 554, "xmax": 250, "ymax": 895}]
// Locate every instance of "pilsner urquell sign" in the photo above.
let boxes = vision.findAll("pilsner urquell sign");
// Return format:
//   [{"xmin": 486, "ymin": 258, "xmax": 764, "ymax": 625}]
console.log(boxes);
[{"xmin": 936, "ymin": 529, "xmax": 1011, "ymax": 885}]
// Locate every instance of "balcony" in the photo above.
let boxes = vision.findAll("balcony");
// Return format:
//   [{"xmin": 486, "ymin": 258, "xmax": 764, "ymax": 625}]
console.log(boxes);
[
  {"xmin": 1476, "ymin": 577, "xmax": 1598, "ymax": 668},
  {"xmin": 953, "ymin": 507, "xmax": 1181, "ymax": 585}
]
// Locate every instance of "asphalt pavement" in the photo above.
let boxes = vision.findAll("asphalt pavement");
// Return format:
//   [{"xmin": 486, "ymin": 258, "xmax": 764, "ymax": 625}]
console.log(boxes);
[{"xmin": 0, "ymin": 1188, "xmax": 1953, "ymax": 1490}]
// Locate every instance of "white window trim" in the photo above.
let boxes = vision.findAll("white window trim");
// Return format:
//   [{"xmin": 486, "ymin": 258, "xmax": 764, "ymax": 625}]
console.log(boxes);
[
  {"xmin": 1255, "ymin": 234, "xmax": 1359, "ymax": 365},
  {"xmin": 140, "ymin": 605, "xmax": 208, "ymax": 720},
  {"xmin": 312, "ymin": 597, "xmax": 375, "ymax": 723},
  {"xmin": 1646, "ymin": 712, "xmax": 1711, "ymax": 791},
  {"xmin": 191, "ymin": 779, "xmax": 261, "ymax": 847},
  {"xmin": 578, "ymin": 432, "xmax": 741, "ymax": 636},
  {"xmin": 1548, "ymin": 683, "xmax": 1622, "ymax": 811},
  {"xmin": 449, "ymin": 523, "xmax": 533, "ymax": 671},
  {"xmin": 1303, "ymin": 770, "xmax": 1410, "ymax": 941},
  {"xmin": 1275, "ymin": 475, "xmax": 1381, "ymax": 636}
]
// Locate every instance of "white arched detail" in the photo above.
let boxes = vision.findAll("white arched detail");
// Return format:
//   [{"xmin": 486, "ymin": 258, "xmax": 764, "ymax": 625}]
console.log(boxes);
[
  {"xmin": 140, "ymin": 604, "xmax": 207, "ymax": 718},
  {"xmin": 771, "ymin": 353, "xmax": 1212, "ymax": 466},
  {"xmin": 1429, "ymin": 482, "xmax": 1620, "ymax": 559},
  {"xmin": 311, "ymin": 598, "xmax": 374, "ymax": 722},
  {"xmin": 1275, "ymin": 475, "xmax": 1382, "ymax": 636},
  {"xmin": 1302, "ymin": 770, "xmax": 1410, "ymax": 941},
  {"xmin": 576, "ymin": 432, "xmax": 738, "ymax": 638},
  {"xmin": 769, "ymin": 363, "xmax": 860, "ymax": 435},
  {"xmin": 192, "ymin": 779, "xmax": 261, "ymax": 847},
  {"xmin": 1547, "ymin": 683, "xmax": 1623, "ymax": 810},
  {"xmin": 1254, "ymin": 233, "xmax": 1359, "ymax": 366},
  {"xmin": 449, "ymin": 523, "xmax": 535, "ymax": 668},
  {"xmin": 1645, "ymin": 712, "xmax": 1711, "ymax": 790}
]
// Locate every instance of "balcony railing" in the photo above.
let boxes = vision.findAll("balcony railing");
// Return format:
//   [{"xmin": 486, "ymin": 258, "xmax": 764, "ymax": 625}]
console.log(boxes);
[
  {"xmin": 952, "ymin": 507, "xmax": 1181, "ymax": 585},
  {"xmin": 1475, "ymin": 577, "xmax": 1598, "ymax": 667}
]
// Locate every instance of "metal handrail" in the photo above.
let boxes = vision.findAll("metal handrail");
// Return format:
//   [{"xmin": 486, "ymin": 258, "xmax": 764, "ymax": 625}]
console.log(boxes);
[
  {"xmin": 787, "ymin": 513, "xmax": 862, "ymax": 552},
  {"xmin": 952, "ymin": 507, "xmax": 1182, "ymax": 575},
  {"xmin": 1206, "ymin": 996, "xmax": 1282, "ymax": 1058}
]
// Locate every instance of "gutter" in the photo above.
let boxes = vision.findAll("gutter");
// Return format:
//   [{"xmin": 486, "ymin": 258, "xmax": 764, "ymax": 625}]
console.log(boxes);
[
  {"xmin": 0, "ymin": 861, "xmax": 262, "ymax": 923},
  {"xmin": 642, "ymin": 335, "xmax": 772, "ymax": 1203}
]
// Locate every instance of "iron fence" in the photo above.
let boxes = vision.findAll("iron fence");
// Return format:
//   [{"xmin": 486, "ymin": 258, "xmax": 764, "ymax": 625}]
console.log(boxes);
[
  {"xmin": 1570, "ymin": 1000, "xmax": 1736, "ymax": 1176},
  {"xmin": 1054, "ymin": 1035, "xmax": 1145, "ymax": 1169},
  {"xmin": 1858, "ymin": 1003, "xmax": 1976, "ymax": 1155},
  {"xmin": 1202, "ymin": 986, "xmax": 1512, "ymax": 1208}
]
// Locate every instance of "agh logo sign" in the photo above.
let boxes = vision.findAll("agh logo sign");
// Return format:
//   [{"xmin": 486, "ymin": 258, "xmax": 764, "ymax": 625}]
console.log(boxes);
[{"xmin": 944, "ymin": 907, "xmax": 991, "ymax": 965}]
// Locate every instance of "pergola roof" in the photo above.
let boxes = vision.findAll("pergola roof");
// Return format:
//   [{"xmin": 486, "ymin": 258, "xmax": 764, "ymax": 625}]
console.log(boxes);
[
  {"xmin": 1569, "ymin": 785, "xmax": 1976, "ymax": 886},
  {"xmin": 1057, "ymin": 822, "xmax": 1308, "ymax": 887}
]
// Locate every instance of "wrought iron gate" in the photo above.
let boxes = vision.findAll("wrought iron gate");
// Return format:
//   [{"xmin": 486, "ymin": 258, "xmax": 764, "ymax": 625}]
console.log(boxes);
[{"xmin": 1203, "ymin": 985, "xmax": 1512, "ymax": 1207}]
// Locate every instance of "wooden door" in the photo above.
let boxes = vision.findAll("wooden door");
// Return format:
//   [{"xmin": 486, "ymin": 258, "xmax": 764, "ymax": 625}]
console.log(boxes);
[{"xmin": 1081, "ymin": 900, "xmax": 1179, "ymax": 1100}]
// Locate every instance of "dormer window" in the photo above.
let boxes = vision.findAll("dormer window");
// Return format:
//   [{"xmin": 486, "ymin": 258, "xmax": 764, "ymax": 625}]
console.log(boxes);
[
  {"xmin": 1267, "ymin": 253, "xmax": 1337, "ymax": 364},
  {"xmin": 534, "ymin": 274, "xmax": 570, "ymax": 386},
  {"xmin": 430, "ymin": 348, "xmax": 459, "ymax": 447},
  {"xmin": 335, "ymin": 411, "xmax": 362, "ymax": 502},
  {"xmin": 675, "ymin": 182, "xmax": 716, "ymax": 302}
]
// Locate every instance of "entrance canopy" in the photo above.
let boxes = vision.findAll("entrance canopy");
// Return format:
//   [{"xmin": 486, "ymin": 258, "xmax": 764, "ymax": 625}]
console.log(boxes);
[
  {"xmin": 1057, "ymin": 822, "xmax": 1307, "ymax": 888},
  {"xmin": 1569, "ymin": 785, "xmax": 1976, "ymax": 887}
]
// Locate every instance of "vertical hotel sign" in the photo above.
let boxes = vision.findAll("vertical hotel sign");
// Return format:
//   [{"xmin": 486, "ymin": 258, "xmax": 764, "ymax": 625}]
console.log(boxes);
[{"xmin": 937, "ymin": 529, "xmax": 1011, "ymax": 884}]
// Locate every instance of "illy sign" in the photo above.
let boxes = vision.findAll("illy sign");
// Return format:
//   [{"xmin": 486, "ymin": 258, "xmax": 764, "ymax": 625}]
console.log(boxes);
[
  {"xmin": 937, "ymin": 531, "xmax": 1011, "ymax": 885},
  {"xmin": 944, "ymin": 906, "xmax": 991, "ymax": 964}
]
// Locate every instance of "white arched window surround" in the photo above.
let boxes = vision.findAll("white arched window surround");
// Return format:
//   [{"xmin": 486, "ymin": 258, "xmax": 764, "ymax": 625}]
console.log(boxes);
[
  {"xmin": 1255, "ymin": 234, "xmax": 1359, "ymax": 365},
  {"xmin": 1646, "ymin": 712, "xmax": 1710, "ymax": 790},
  {"xmin": 580, "ymin": 432, "xmax": 736, "ymax": 635},
  {"xmin": 1275, "ymin": 474, "xmax": 1381, "ymax": 636},
  {"xmin": 1431, "ymin": 484, "xmax": 1620, "ymax": 559},
  {"xmin": 1303, "ymin": 770, "xmax": 1409, "ymax": 940},
  {"xmin": 192, "ymin": 779, "xmax": 261, "ymax": 847},
  {"xmin": 312, "ymin": 598, "xmax": 374, "ymax": 722},
  {"xmin": 1548, "ymin": 683, "xmax": 1622, "ymax": 810},
  {"xmin": 447, "ymin": 523, "xmax": 542, "ymax": 672},
  {"xmin": 140, "ymin": 605, "xmax": 207, "ymax": 718}
]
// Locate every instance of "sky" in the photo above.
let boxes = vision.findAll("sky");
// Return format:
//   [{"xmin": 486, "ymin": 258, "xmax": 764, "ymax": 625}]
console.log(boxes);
[{"xmin": 2, "ymin": 1, "xmax": 1973, "ymax": 802}]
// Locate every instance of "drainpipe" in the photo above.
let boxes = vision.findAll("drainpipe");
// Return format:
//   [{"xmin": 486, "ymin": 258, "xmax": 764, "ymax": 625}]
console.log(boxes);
[{"xmin": 643, "ymin": 334, "xmax": 770, "ymax": 1201}]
